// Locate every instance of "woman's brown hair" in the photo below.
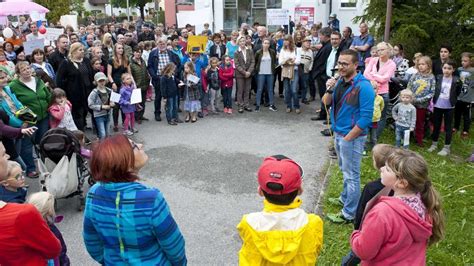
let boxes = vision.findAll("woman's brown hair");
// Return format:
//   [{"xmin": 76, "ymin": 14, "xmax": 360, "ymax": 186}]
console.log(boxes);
[
  {"xmin": 112, "ymin": 43, "xmax": 129, "ymax": 69},
  {"xmin": 283, "ymin": 35, "xmax": 295, "ymax": 52},
  {"xmin": 31, "ymin": 48, "xmax": 46, "ymax": 64},
  {"xmin": 90, "ymin": 134, "xmax": 138, "ymax": 183},
  {"xmin": 385, "ymin": 149, "xmax": 445, "ymax": 245},
  {"xmin": 161, "ymin": 62, "xmax": 176, "ymax": 77}
]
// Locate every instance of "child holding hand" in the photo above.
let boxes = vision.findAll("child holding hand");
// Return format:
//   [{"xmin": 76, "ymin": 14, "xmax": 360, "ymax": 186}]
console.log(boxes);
[
  {"xmin": 392, "ymin": 89, "xmax": 417, "ymax": 149},
  {"xmin": 119, "ymin": 73, "xmax": 137, "ymax": 136},
  {"xmin": 48, "ymin": 88, "xmax": 78, "ymax": 131}
]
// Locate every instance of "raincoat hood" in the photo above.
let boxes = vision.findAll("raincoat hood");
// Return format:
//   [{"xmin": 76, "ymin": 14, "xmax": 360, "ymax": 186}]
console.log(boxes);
[{"xmin": 237, "ymin": 198, "xmax": 323, "ymax": 265}]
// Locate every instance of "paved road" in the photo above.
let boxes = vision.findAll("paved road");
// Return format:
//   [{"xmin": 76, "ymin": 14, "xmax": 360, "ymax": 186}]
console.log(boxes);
[{"xmin": 26, "ymin": 97, "xmax": 330, "ymax": 265}]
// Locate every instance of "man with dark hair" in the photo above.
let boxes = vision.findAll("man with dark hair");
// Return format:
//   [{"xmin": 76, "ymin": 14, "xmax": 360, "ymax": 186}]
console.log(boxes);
[
  {"xmin": 138, "ymin": 25, "xmax": 154, "ymax": 42},
  {"xmin": 69, "ymin": 33, "xmax": 80, "ymax": 44},
  {"xmin": 148, "ymin": 39, "xmax": 181, "ymax": 121},
  {"xmin": 350, "ymin": 22, "xmax": 374, "ymax": 72},
  {"xmin": 209, "ymin": 33, "xmax": 226, "ymax": 60},
  {"xmin": 323, "ymin": 49, "xmax": 375, "ymax": 223},
  {"xmin": 340, "ymin": 27, "xmax": 353, "ymax": 51},
  {"xmin": 432, "ymin": 44, "xmax": 452, "ymax": 76},
  {"xmin": 311, "ymin": 27, "xmax": 333, "ymax": 121},
  {"xmin": 49, "ymin": 34, "xmax": 69, "ymax": 72},
  {"xmin": 26, "ymin": 22, "xmax": 43, "ymax": 41}
]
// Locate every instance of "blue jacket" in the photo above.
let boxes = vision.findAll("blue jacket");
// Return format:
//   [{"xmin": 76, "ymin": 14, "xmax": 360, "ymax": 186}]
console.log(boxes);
[
  {"xmin": 31, "ymin": 62, "xmax": 56, "ymax": 82},
  {"xmin": 147, "ymin": 49, "xmax": 181, "ymax": 84},
  {"xmin": 330, "ymin": 73, "xmax": 375, "ymax": 136},
  {"xmin": 83, "ymin": 182, "xmax": 187, "ymax": 265},
  {"xmin": 182, "ymin": 54, "xmax": 209, "ymax": 79},
  {"xmin": 0, "ymin": 86, "xmax": 24, "ymax": 127}
]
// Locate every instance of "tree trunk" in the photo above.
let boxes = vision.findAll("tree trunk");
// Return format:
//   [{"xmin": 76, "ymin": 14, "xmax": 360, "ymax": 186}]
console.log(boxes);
[{"xmin": 139, "ymin": 5, "xmax": 145, "ymax": 20}]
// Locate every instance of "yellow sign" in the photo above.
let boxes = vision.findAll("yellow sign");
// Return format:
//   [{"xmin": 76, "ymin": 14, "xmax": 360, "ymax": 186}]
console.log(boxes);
[{"xmin": 186, "ymin": 36, "xmax": 208, "ymax": 54}]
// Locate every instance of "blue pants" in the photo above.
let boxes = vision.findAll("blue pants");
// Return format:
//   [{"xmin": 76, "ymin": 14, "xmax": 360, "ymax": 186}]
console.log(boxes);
[
  {"xmin": 256, "ymin": 74, "xmax": 274, "ymax": 107},
  {"xmin": 95, "ymin": 114, "xmax": 110, "ymax": 139},
  {"xmin": 283, "ymin": 69, "xmax": 299, "ymax": 109},
  {"xmin": 300, "ymin": 72, "xmax": 310, "ymax": 101},
  {"xmin": 20, "ymin": 117, "xmax": 49, "ymax": 174},
  {"xmin": 335, "ymin": 134, "xmax": 366, "ymax": 220},
  {"xmin": 222, "ymin": 87, "xmax": 232, "ymax": 109},
  {"xmin": 395, "ymin": 125, "xmax": 410, "ymax": 148},
  {"xmin": 165, "ymin": 95, "xmax": 179, "ymax": 121}
]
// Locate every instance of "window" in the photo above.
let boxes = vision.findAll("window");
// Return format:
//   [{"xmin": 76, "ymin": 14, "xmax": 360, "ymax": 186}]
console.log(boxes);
[
  {"xmin": 223, "ymin": 0, "xmax": 282, "ymax": 32},
  {"xmin": 176, "ymin": 0, "xmax": 194, "ymax": 5},
  {"xmin": 224, "ymin": 0, "xmax": 237, "ymax": 8},
  {"xmin": 252, "ymin": 0, "xmax": 265, "ymax": 8},
  {"xmin": 340, "ymin": 0, "xmax": 357, "ymax": 8}
]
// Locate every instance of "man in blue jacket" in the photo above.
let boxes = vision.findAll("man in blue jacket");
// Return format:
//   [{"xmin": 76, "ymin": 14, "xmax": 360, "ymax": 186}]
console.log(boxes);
[
  {"xmin": 148, "ymin": 39, "xmax": 181, "ymax": 121},
  {"xmin": 322, "ymin": 49, "xmax": 375, "ymax": 224}
]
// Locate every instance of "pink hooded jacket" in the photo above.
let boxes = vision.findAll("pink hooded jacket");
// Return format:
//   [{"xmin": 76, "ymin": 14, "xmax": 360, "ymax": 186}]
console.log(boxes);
[{"xmin": 351, "ymin": 196, "xmax": 433, "ymax": 266}]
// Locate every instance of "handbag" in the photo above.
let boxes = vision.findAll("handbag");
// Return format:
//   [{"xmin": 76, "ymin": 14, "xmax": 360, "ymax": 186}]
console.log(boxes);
[
  {"xmin": 281, "ymin": 65, "xmax": 295, "ymax": 80},
  {"xmin": 15, "ymin": 106, "xmax": 37, "ymax": 124}
]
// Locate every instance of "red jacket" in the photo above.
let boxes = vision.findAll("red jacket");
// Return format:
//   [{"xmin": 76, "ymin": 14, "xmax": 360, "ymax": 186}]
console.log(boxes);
[
  {"xmin": 48, "ymin": 101, "xmax": 72, "ymax": 128},
  {"xmin": 218, "ymin": 65, "xmax": 234, "ymax": 89},
  {"xmin": 0, "ymin": 203, "xmax": 61, "ymax": 265},
  {"xmin": 351, "ymin": 196, "xmax": 432, "ymax": 266}
]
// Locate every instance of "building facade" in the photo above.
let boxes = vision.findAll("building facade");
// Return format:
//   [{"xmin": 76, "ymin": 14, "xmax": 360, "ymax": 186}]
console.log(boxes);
[{"xmin": 165, "ymin": 0, "xmax": 368, "ymax": 34}]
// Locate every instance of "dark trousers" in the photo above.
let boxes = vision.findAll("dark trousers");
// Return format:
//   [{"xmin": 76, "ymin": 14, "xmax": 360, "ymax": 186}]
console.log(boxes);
[
  {"xmin": 454, "ymin": 100, "xmax": 471, "ymax": 133},
  {"xmin": 309, "ymin": 75, "xmax": 317, "ymax": 99},
  {"xmin": 135, "ymin": 89, "xmax": 147, "ymax": 120},
  {"xmin": 72, "ymin": 104, "xmax": 87, "ymax": 130},
  {"xmin": 153, "ymin": 77, "xmax": 163, "ymax": 116},
  {"xmin": 316, "ymin": 75, "xmax": 329, "ymax": 119},
  {"xmin": 415, "ymin": 107, "xmax": 427, "ymax": 145},
  {"xmin": 112, "ymin": 105, "xmax": 124, "ymax": 127},
  {"xmin": 432, "ymin": 107, "xmax": 454, "ymax": 145},
  {"xmin": 274, "ymin": 67, "xmax": 284, "ymax": 95},
  {"xmin": 222, "ymin": 87, "xmax": 233, "ymax": 108}
]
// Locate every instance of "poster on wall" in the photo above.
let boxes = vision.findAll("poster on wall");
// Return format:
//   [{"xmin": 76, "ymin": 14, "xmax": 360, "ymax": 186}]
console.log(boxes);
[
  {"xmin": 294, "ymin": 7, "xmax": 315, "ymax": 27},
  {"xmin": 266, "ymin": 9, "xmax": 290, "ymax": 26}
]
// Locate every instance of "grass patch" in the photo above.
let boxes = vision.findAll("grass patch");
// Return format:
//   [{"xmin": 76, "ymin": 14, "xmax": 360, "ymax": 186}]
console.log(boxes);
[{"xmin": 317, "ymin": 130, "xmax": 474, "ymax": 264}]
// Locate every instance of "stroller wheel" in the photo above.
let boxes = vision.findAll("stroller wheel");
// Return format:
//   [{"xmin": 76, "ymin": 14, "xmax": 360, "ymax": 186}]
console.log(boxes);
[
  {"xmin": 77, "ymin": 196, "xmax": 85, "ymax": 211},
  {"xmin": 88, "ymin": 176, "xmax": 96, "ymax": 186}
]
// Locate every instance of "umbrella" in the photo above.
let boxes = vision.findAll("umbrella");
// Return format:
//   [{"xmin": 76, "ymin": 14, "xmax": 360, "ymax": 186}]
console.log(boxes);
[{"xmin": 0, "ymin": 0, "xmax": 49, "ymax": 16}]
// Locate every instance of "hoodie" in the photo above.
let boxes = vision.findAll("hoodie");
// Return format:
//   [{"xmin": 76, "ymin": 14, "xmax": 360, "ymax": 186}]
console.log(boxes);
[
  {"xmin": 351, "ymin": 196, "xmax": 433, "ymax": 266},
  {"xmin": 237, "ymin": 198, "xmax": 323, "ymax": 265}
]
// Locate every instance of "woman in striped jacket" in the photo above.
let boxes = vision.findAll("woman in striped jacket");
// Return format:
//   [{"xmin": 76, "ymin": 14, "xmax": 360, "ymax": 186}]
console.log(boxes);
[{"xmin": 83, "ymin": 135, "xmax": 187, "ymax": 265}]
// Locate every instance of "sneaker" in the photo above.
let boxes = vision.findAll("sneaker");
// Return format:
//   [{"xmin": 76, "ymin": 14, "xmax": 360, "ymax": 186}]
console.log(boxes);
[
  {"xmin": 320, "ymin": 129, "xmax": 333, "ymax": 137},
  {"xmin": 255, "ymin": 106, "xmax": 260, "ymax": 112},
  {"xmin": 328, "ymin": 197, "xmax": 344, "ymax": 207},
  {"xmin": 224, "ymin": 107, "xmax": 228, "ymax": 113},
  {"xmin": 437, "ymin": 146, "xmax": 450, "ymax": 156},
  {"xmin": 295, "ymin": 109, "xmax": 301, "ymax": 114},
  {"xmin": 168, "ymin": 121, "xmax": 177, "ymax": 126},
  {"xmin": 238, "ymin": 108, "xmax": 244, "ymax": 113},
  {"xmin": 427, "ymin": 144, "xmax": 437, "ymax": 152},
  {"xmin": 174, "ymin": 119, "xmax": 184, "ymax": 123},
  {"xmin": 269, "ymin": 105, "xmax": 278, "ymax": 112},
  {"xmin": 327, "ymin": 212, "xmax": 354, "ymax": 224},
  {"xmin": 461, "ymin": 131, "xmax": 469, "ymax": 139},
  {"xmin": 132, "ymin": 128, "xmax": 139, "ymax": 133},
  {"xmin": 27, "ymin": 171, "xmax": 39, "ymax": 179},
  {"xmin": 123, "ymin": 130, "xmax": 133, "ymax": 136},
  {"xmin": 362, "ymin": 150, "xmax": 368, "ymax": 157},
  {"xmin": 198, "ymin": 112, "xmax": 204, "ymax": 118},
  {"xmin": 286, "ymin": 108, "xmax": 291, "ymax": 113},
  {"xmin": 244, "ymin": 107, "xmax": 253, "ymax": 112},
  {"xmin": 228, "ymin": 108, "xmax": 233, "ymax": 114},
  {"xmin": 328, "ymin": 149, "xmax": 337, "ymax": 159}
]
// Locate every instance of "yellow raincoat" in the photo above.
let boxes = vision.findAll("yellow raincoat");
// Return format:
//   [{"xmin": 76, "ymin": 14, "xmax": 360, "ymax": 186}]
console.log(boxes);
[{"xmin": 237, "ymin": 198, "xmax": 323, "ymax": 265}]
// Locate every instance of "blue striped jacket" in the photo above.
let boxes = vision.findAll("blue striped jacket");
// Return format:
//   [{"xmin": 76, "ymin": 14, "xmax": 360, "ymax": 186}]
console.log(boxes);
[{"xmin": 83, "ymin": 182, "xmax": 187, "ymax": 265}]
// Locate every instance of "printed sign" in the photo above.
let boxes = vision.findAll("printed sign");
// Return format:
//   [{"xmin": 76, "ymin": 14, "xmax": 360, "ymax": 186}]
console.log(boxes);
[
  {"xmin": 23, "ymin": 39, "xmax": 45, "ymax": 55},
  {"xmin": 294, "ymin": 7, "xmax": 315, "ymax": 27},
  {"xmin": 187, "ymin": 36, "xmax": 208, "ymax": 54},
  {"xmin": 130, "ymin": 89, "xmax": 142, "ymax": 104},
  {"xmin": 266, "ymin": 9, "xmax": 290, "ymax": 26},
  {"xmin": 44, "ymin": 28, "xmax": 65, "ymax": 41}
]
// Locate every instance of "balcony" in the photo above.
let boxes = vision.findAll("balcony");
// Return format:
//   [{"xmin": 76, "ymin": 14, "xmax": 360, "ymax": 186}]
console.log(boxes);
[{"xmin": 88, "ymin": 0, "xmax": 107, "ymax": 5}]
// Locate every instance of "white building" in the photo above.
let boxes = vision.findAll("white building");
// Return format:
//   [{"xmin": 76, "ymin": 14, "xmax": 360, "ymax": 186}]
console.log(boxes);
[{"xmin": 175, "ymin": 0, "xmax": 368, "ymax": 34}]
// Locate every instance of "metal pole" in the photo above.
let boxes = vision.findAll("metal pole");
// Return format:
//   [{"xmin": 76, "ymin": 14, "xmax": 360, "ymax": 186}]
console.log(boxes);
[
  {"xmin": 384, "ymin": 0, "xmax": 392, "ymax": 42},
  {"xmin": 126, "ymin": 0, "xmax": 130, "ymax": 21}
]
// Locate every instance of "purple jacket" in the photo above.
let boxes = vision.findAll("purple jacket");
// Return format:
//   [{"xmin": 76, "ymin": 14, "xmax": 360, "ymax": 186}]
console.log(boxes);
[
  {"xmin": 0, "ymin": 119, "xmax": 22, "ymax": 139},
  {"xmin": 119, "ymin": 85, "xmax": 136, "ymax": 114}
]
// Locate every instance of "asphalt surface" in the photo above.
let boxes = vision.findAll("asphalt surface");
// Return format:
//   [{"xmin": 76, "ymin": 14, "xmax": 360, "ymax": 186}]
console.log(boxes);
[{"xmin": 25, "ymin": 95, "xmax": 331, "ymax": 265}]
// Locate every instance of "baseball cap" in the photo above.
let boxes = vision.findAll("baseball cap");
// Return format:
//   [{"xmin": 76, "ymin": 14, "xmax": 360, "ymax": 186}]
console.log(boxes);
[
  {"xmin": 258, "ymin": 155, "xmax": 304, "ymax": 195},
  {"xmin": 94, "ymin": 72, "xmax": 107, "ymax": 82}
]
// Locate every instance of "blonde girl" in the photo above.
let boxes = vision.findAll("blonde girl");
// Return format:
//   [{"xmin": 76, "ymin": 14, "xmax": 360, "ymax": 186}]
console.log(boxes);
[
  {"xmin": 351, "ymin": 149, "xmax": 444, "ymax": 265},
  {"xmin": 182, "ymin": 62, "xmax": 201, "ymax": 122},
  {"xmin": 27, "ymin": 192, "xmax": 70, "ymax": 265},
  {"xmin": 406, "ymin": 56, "xmax": 435, "ymax": 146}
]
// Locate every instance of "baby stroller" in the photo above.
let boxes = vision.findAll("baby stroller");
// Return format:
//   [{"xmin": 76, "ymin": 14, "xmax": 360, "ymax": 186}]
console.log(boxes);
[{"xmin": 36, "ymin": 128, "xmax": 92, "ymax": 211}]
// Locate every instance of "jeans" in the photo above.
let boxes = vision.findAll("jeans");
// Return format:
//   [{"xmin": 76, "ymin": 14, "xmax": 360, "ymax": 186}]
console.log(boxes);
[
  {"xmin": 376, "ymin": 93, "xmax": 390, "ymax": 138},
  {"xmin": 367, "ymin": 122, "xmax": 378, "ymax": 149},
  {"xmin": 395, "ymin": 125, "xmax": 410, "ymax": 148},
  {"xmin": 283, "ymin": 70, "xmax": 299, "ymax": 109},
  {"xmin": 95, "ymin": 114, "xmax": 110, "ymax": 139},
  {"xmin": 152, "ymin": 77, "xmax": 163, "ymax": 116},
  {"xmin": 165, "ymin": 95, "xmax": 179, "ymax": 121},
  {"xmin": 341, "ymin": 249, "xmax": 361, "ymax": 266},
  {"xmin": 222, "ymin": 87, "xmax": 232, "ymax": 109},
  {"xmin": 432, "ymin": 107, "xmax": 454, "ymax": 145},
  {"xmin": 335, "ymin": 134, "xmax": 366, "ymax": 220},
  {"xmin": 257, "ymin": 74, "xmax": 274, "ymax": 107},
  {"xmin": 209, "ymin": 89, "xmax": 220, "ymax": 112},
  {"xmin": 20, "ymin": 117, "xmax": 49, "ymax": 174},
  {"xmin": 300, "ymin": 72, "xmax": 310, "ymax": 101}
]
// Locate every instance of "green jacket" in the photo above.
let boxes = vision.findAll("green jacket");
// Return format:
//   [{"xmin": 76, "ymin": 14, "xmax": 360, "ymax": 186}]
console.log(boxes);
[
  {"xmin": 130, "ymin": 57, "xmax": 150, "ymax": 91},
  {"xmin": 9, "ymin": 77, "xmax": 51, "ymax": 121}
]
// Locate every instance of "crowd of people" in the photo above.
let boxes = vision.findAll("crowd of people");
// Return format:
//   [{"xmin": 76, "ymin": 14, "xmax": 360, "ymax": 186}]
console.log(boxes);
[{"xmin": 0, "ymin": 13, "xmax": 472, "ymax": 265}]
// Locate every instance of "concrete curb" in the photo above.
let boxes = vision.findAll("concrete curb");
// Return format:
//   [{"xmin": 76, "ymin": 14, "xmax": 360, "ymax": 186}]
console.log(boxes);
[{"xmin": 313, "ymin": 158, "xmax": 334, "ymax": 214}]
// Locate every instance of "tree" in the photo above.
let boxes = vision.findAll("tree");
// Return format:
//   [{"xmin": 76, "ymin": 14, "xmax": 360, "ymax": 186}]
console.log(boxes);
[
  {"xmin": 35, "ymin": 0, "xmax": 71, "ymax": 23},
  {"xmin": 354, "ymin": 0, "xmax": 474, "ymax": 60},
  {"xmin": 112, "ymin": 0, "xmax": 151, "ymax": 20},
  {"xmin": 71, "ymin": 0, "xmax": 86, "ymax": 17}
]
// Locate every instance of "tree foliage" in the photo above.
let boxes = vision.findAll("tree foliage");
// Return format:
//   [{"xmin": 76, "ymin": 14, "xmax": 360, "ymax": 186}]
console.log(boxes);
[
  {"xmin": 70, "ymin": 0, "xmax": 86, "ymax": 17},
  {"xmin": 354, "ymin": 0, "xmax": 474, "ymax": 60},
  {"xmin": 34, "ymin": 0, "xmax": 71, "ymax": 23}
]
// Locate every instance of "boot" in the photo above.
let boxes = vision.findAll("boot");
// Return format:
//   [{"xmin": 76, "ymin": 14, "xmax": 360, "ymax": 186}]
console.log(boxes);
[
  {"xmin": 191, "ymin": 112, "xmax": 197, "ymax": 123},
  {"xmin": 437, "ymin": 145, "xmax": 450, "ymax": 156},
  {"xmin": 427, "ymin": 142, "xmax": 438, "ymax": 152}
]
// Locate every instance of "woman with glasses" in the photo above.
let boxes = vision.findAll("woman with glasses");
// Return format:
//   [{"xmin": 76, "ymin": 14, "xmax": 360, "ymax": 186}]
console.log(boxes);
[
  {"xmin": 83, "ymin": 135, "xmax": 187, "ymax": 265},
  {"xmin": 364, "ymin": 42, "xmax": 396, "ymax": 139}
]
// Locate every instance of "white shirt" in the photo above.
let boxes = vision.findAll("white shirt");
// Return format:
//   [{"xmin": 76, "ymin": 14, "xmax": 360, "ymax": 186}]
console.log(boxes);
[
  {"xmin": 238, "ymin": 47, "xmax": 248, "ymax": 63},
  {"xmin": 23, "ymin": 78, "xmax": 37, "ymax": 92}
]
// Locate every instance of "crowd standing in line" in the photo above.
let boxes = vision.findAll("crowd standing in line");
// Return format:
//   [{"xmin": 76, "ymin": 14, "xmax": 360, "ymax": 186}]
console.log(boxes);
[{"xmin": 0, "ymin": 14, "xmax": 472, "ymax": 265}]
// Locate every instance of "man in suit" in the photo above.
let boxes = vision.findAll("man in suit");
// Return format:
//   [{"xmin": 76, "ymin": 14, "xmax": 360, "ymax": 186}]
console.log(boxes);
[{"xmin": 310, "ymin": 27, "xmax": 333, "ymax": 121}]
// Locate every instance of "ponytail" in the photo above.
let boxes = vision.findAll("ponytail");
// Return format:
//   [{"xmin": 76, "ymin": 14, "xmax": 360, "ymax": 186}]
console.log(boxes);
[{"xmin": 421, "ymin": 181, "xmax": 445, "ymax": 245}]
